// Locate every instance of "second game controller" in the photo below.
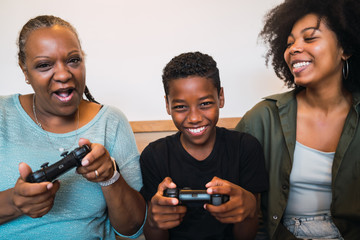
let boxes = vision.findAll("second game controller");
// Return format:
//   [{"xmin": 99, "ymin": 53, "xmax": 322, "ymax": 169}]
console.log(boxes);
[
  {"xmin": 26, "ymin": 145, "xmax": 91, "ymax": 183},
  {"xmin": 164, "ymin": 188, "xmax": 229, "ymax": 206}
]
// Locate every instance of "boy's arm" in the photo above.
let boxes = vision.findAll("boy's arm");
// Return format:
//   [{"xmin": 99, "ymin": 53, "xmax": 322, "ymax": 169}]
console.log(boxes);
[
  {"xmin": 205, "ymin": 177, "xmax": 259, "ymax": 240},
  {"xmin": 144, "ymin": 177, "xmax": 187, "ymax": 240}
]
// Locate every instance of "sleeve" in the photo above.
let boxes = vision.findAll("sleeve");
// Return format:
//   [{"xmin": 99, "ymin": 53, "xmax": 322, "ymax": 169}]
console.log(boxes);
[
  {"xmin": 238, "ymin": 133, "xmax": 268, "ymax": 193},
  {"xmin": 139, "ymin": 143, "xmax": 166, "ymax": 202},
  {"xmin": 106, "ymin": 107, "xmax": 143, "ymax": 191}
]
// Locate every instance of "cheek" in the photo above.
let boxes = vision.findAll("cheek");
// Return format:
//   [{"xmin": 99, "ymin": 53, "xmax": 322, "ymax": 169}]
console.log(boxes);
[
  {"xmin": 170, "ymin": 113, "xmax": 184, "ymax": 128},
  {"xmin": 284, "ymin": 50, "xmax": 291, "ymax": 67}
]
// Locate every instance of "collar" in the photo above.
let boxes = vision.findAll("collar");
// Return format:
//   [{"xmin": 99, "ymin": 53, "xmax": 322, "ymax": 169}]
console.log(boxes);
[{"xmin": 263, "ymin": 89, "xmax": 297, "ymax": 109}]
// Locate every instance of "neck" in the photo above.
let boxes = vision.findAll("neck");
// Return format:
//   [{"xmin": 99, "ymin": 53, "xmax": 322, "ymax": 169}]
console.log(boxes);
[
  {"xmin": 299, "ymin": 86, "xmax": 352, "ymax": 113},
  {"xmin": 33, "ymin": 94, "xmax": 80, "ymax": 133},
  {"xmin": 180, "ymin": 130, "xmax": 216, "ymax": 161}
]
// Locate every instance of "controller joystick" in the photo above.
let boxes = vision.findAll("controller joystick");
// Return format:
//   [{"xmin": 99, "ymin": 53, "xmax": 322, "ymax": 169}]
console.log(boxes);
[
  {"xmin": 26, "ymin": 145, "xmax": 91, "ymax": 183},
  {"xmin": 163, "ymin": 188, "xmax": 229, "ymax": 206}
]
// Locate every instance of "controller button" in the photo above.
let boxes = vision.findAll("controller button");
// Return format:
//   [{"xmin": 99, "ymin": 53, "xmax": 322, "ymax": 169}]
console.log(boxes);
[{"xmin": 41, "ymin": 162, "xmax": 49, "ymax": 168}]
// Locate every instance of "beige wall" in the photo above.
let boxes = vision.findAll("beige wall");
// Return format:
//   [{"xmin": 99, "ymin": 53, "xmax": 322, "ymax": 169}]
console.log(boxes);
[{"xmin": 0, "ymin": 0, "xmax": 285, "ymax": 121}]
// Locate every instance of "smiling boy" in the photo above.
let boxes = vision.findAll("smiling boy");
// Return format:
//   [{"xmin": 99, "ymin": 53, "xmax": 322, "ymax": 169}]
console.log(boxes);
[{"xmin": 140, "ymin": 52, "xmax": 268, "ymax": 240}]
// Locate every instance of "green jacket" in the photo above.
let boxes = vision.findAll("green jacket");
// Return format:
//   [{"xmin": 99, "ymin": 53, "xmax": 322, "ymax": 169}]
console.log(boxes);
[{"xmin": 236, "ymin": 90, "xmax": 360, "ymax": 240}]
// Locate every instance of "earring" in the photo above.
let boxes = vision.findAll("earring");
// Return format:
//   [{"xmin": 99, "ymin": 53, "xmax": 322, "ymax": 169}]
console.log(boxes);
[
  {"xmin": 25, "ymin": 79, "xmax": 30, "ymax": 84},
  {"xmin": 342, "ymin": 59, "xmax": 349, "ymax": 80}
]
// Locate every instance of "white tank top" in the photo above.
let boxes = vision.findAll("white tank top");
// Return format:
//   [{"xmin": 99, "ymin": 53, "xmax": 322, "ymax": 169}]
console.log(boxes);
[{"xmin": 284, "ymin": 141, "xmax": 334, "ymax": 217}]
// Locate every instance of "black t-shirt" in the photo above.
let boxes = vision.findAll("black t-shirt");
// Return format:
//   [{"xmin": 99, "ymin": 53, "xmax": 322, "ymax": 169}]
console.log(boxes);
[{"xmin": 140, "ymin": 127, "xmax": 268, "ymax": 240}]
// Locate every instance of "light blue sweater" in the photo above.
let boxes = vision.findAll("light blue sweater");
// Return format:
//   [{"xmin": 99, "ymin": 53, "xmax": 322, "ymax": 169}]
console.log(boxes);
[{"xmin": 0, "ymin": 94, "xmax": 143, "ymax": 240}]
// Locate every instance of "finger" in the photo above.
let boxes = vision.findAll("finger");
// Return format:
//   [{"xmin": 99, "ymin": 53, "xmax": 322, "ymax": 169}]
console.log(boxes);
[
  {"xmin": 78, "ymin": 138, "xmax": 91, "ymax": 147},
  {"xmin": 15, "ymin": 179, "xmax": 51, "ymax": 197},
  {"xmin": 152, "ymin": 204, "xmax": 187, "ymax": 215},
  {"xmin": 157, "ymin": 177, "xmax": 176, "ymax": 194},
  {"xmin": 150, "ymin": 215, "xmax": 185, "ymax": 230},
  {"xmin": 207, "ymin": 184, "xmax": 233, "ymax": 196},
  {"xmin": 205, "ymin": 201, "xmax": 236, "ymax": 215},
  {"xmin": 205, "ymin": 176, "xmax": 229, "ymax": 188},
  {"xmin": 152, "ymin": 192, "xmax": 179, "ymax": 206},
  {"xmin": 14, "ymin": 185, "xmax": 57, "ymax": 205},
  {"xmin": 80, "ymin": 143, "xmax": 107, "ymax": 168},
  {"xmin": 78, "ymin": 138, "xmax": 93, "ymax": 167},
  {"xmin": 81, "ymin": 164, "xmax": 112, "ymax": 182},
  {"xmin": 18, "ymin": 162, "xmax": 33, "ymax": 181},
  {"xmin": 24, "ymin": 197, "xmax": 56, "ymax": 218}
]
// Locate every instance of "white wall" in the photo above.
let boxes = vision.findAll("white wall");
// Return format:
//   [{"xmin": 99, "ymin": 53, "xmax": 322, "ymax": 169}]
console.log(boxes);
[{"xmin": 0, "ymin": 0, "xmax": 286, "ymax": 121}]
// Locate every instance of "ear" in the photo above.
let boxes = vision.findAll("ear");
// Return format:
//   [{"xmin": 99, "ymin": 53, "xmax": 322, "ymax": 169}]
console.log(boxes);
[
  {"xmin": 342, "ymin": 55, "xmax": 351, "ymax": 61},
  {"xmin": 165, "ymin": 95, "xmax": 171, "ymax": 115},
  {"xmin": 20, "ymin": 64, "xmax": 30, "ymax": 84},
  {"xmin": 218, "ymin": 87, "xmax": 225, "ymax": 109},
  {"xmin": 341, "ymin": 49, "xmax": 351, "ymax": 61}
]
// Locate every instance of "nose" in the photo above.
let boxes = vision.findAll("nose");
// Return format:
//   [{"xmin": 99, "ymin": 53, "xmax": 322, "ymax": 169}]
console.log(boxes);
[
  {"xmin": 53, "ymin": 63, "xmax": 72, "ymax": 82},
  {"xmin": 289, "ymin": 40, "xmax": 303, "ymax": 55},
  {"xmin": 187, "ymin": 107, "xmax": 202, "ymax": 124}
]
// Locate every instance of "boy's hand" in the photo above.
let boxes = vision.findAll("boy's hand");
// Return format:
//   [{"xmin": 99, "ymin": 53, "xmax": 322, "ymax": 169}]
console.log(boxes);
[
  {"xmin": 147, "ymin": 177, "xmax": 187, "ymax": 230},
  {"xmin": 204, "ymin": 176, "xmax": 257, "ymax": 224}
]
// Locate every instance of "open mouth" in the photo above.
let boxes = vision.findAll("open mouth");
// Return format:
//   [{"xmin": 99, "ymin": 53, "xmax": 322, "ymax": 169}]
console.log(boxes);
[
  {"xmin": 292, "ymin": 61, "xmax": 310, "ymax": 69},
  {"xmin": 187, "ymin": 126, "xmax": 207, "ymax": 136},
  {"xmin": 53, "ymin": 88, "xmax": 75, "ymax": 102},
  {"xmin": 292, "ymin": 61, "xmax": 311, "ymax": 73}
]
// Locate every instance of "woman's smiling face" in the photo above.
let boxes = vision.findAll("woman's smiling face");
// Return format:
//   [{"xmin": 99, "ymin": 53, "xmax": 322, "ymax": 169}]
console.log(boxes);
[
  {"xmin": 284, "ymin": 14, "xmax": 346, "ymax": 88},
  {"xmin": 22, "ymin": 25, "xmax": 86, "ymax": 116}
]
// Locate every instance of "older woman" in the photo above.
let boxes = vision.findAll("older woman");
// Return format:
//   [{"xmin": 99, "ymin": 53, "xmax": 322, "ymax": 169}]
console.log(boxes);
[
  {"xmin": 0, "ymin": 15, "xmax": 145, "ymax": 239},
  {"xmin": 236, "ymin": 0, "xmax": 360, "ymax": 239}
]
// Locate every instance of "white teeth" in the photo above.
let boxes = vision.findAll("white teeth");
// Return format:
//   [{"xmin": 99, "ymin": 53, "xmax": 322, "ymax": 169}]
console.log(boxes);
[
  {"xmin": 293, "ymin": 61, "xmax": 310, "ymax": 69},
  {"xmin": 188, "ymin": 126, "xmax": 205, "ymax": 133},
  {"xmin": 58, "ymin": 92, "xmax": 69, "ymax": 97}
]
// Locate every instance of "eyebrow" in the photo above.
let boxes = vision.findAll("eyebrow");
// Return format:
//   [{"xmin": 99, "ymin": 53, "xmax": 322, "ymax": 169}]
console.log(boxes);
[
  {"xmin": 32, "ymin": 50, "xmax": 81, "ymax": 60},
  {"xmin": 170, "ymin": 95, "xmax": 215, "ymax": 103},
  {"xmin": 288, "ymin": 27, "xmax": 320, "ymax": 39}
]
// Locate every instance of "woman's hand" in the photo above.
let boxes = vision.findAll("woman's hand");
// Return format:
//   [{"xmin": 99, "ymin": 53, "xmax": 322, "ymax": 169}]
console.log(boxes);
[
  {"xmin": 76, "ymin": 138, "xmax": 114, "ymax": 182},
  {"xmin": 12, "ymin": 162, "xmax": 60, "ymax": 218}
]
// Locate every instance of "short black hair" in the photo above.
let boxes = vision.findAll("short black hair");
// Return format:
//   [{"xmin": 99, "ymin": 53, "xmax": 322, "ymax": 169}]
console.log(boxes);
[
  {"xmin": 259, "ymin": 0, "xmax": 360, "ymax": 91},
  {"xmin": 162, "ymin": 52, "xmax": 221, "ymax": 96}
]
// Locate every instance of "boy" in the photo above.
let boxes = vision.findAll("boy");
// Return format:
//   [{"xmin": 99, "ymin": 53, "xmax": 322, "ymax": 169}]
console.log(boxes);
[{"xmin": 140, "ymin": 52, "xmax": 268, "ymax": 240}]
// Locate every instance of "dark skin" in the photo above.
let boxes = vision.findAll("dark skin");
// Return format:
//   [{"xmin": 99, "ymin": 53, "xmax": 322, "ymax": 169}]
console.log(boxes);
[
  {"xmin": 1, "ymin": 138, "xmax": 146, "ymax": 235},
  {"xmin": 145, "ymin": 177, "xmax": 259, "ymax": 240},
  {"xmin": 144, "ymin": 76, "xmax": 260, "ymax": 240},
  {"xmin": 0, "ymin": 25, "xmax": 146, "ymax": 235}
]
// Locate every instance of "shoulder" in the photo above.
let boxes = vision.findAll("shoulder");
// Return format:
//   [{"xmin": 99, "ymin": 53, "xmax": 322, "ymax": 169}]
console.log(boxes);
[
  {"xmin": 236, "ymin": 90, "xmax": 296, "ymax": 131},
  {"xmin": 93, "ymin": 104, "xmax": 131, "ymax": 129},
  {"xmin": 248, "ymin": 90, "xmax": 295, "ymax": 117},
  {"xmin": 101, "ymin": 104, "xmax": 128, "ymax": 120},
  {"xmin": 141, "ymin": 133, "xmax": 180, "ymax": 161},
  {"xmin": 0, "ymin": 94, "xmax": 20, "ymax": 119},
  {"xmin": 0, "ymin": 94, "xmax": 17, "ymax": 107},
  {"xmin": 218, "ymin": 127, "xmax": 262, "ymax": 149},
  {"xmin": 143, "ymin": 133, "xmax": 179, "ymax": 154}
]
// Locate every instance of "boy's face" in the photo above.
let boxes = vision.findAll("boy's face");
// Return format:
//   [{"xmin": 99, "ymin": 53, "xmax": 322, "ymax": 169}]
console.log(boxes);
[{"xmin": 166, "ymin": 76, "xmax": 224, "ymax": 150}]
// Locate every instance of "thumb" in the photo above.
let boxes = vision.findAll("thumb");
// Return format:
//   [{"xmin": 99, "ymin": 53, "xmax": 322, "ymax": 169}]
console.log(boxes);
[
  {"xmin": 19, "ymin": 162, "xmax": 32, "ymax": 181},
  {"xmin": 206, "ymin": 176, "xmax": 224, "ymax": 188},
  {"xmin": 78, "ymin": 138, "xmax": 91, "ymax": 147}
]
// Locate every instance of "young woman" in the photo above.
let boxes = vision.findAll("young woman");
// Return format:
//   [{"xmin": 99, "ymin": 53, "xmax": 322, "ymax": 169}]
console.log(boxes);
[{"xmin": 236, "ymin": 0, "xmax": 360, "ymax": 239}]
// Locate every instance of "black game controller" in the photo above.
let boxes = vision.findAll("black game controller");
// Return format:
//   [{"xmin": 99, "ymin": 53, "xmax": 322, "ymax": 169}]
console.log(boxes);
[
  {"xmin": 164, "ymin": 188, "xmax": 229, "ymax": 206},
  {"xmin": 26, "ymin": 145, "xmax": 91, "ymax": 183}
]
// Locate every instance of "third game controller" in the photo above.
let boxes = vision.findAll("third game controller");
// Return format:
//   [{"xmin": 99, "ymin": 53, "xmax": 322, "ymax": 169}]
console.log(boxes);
[
  {"xmin": 164, "ymin": 188, "xmax": 229, "ymax": 206},
  {"xmin": 26, "ymin": 145, "xmax": 91, "ymax": 183}
]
